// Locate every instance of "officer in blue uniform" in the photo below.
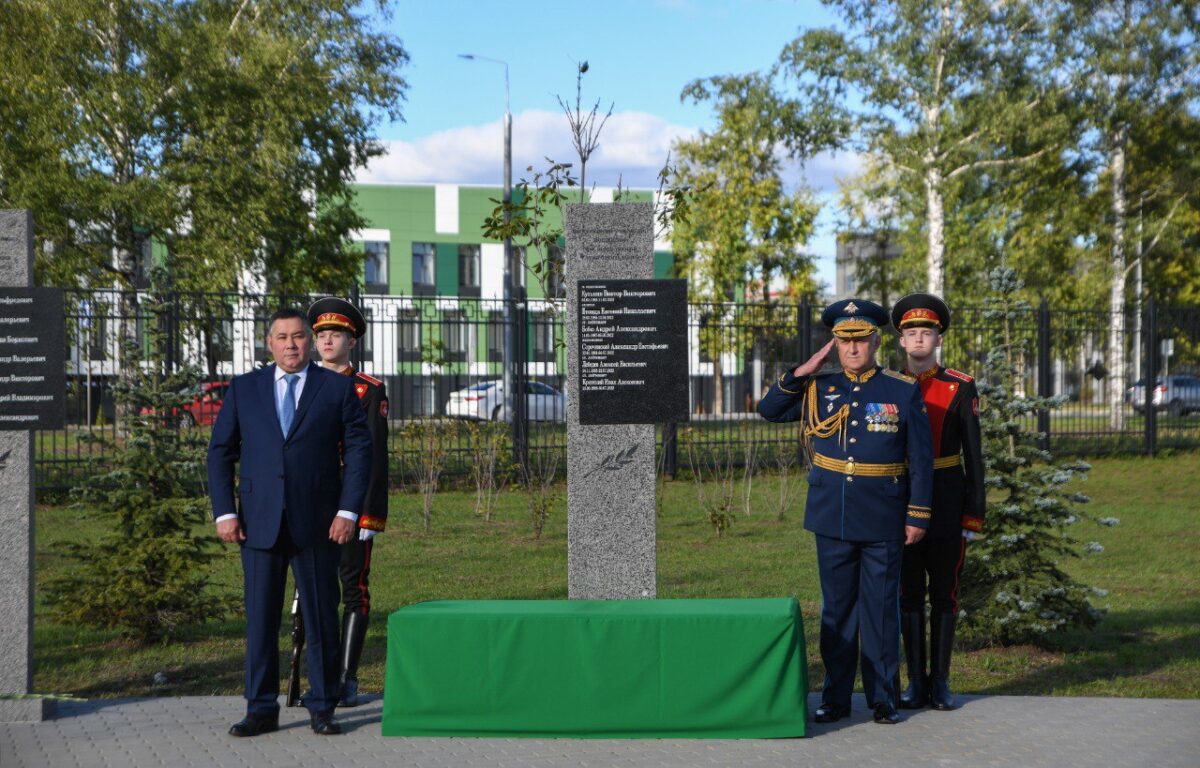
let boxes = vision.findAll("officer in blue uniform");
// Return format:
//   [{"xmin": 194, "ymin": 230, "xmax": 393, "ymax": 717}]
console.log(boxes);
[{"xmin": 758, "ymin": 298, "xmax": 933, "ymax": 725}]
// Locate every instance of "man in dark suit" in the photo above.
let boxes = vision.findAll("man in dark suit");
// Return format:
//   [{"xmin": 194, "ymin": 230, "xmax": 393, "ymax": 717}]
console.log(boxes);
[
  {"xmin": 208, "ymin": 308, "xmax": 372, "ymax": 737},
  {"xmin": 758, "ymin": 298, "xmax": 933, "ymax": 725}
]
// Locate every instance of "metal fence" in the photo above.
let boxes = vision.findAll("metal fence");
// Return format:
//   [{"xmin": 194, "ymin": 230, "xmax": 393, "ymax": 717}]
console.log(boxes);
[{"xmin": 34, "ymin": 290, "xmax": 1200, "ymax": 495}]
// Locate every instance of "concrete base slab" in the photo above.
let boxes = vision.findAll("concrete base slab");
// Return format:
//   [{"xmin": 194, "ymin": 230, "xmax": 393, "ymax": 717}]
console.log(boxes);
[{"xmin": 0, "ymin": 697, "xmax": 54, "ymax": 723}]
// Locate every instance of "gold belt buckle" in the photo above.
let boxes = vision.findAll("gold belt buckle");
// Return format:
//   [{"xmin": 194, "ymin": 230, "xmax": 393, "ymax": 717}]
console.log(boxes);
[{"xmin": 845, "ymin": 460, "xmax": 856, "ymax": 475}]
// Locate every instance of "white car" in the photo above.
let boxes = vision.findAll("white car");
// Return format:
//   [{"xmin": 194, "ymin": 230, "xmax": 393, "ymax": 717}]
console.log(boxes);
[{"xmin": 445, "ymin": 380, "xmax": 567, "ymax": 422}]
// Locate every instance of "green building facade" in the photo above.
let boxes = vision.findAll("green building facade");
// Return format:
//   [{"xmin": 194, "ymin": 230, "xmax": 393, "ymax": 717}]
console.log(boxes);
[{"xmin": 346, "ymin": 183, "xmax": 677, "ymax": 417}]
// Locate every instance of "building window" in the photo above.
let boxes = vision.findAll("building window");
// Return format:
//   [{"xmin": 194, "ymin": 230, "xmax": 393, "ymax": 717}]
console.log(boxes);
[
  {"xmin": 254, "ymin": 308, "xmax": 274, "ymax": 363},
  {"xmin": 487, "ymin": 311, "xmax": 504, "ymax": 362},
  {"xmin": 697, "ymin": 314, "xmax": 717, "ymax": 364},
  {"xmin": 458, "ymin": 244, "xmax": 480, "ymax": 296},
  {"xmin": 410, "ymin": 376, "xmax": 436, "ymax": 417},
  {"xmin": 533, "ymin": 312, "xmax": 556, "ymax": 362},
  {"xmin": 79, "ymin": 299, "xmax": 109, "ymax": 360},
  {"xmin": 202, "ymin": 312, "xmax": 234, "ymax": 367},
  {"xmin": 442, "ymin": 310, "xmax": 470, "ymax": 362},
  {"xmin": 359, "ymin": 307, "xmax": 373, "ymax": 362},
  {"xmin": 364, "ymin": 241, "xmax": 389, "ymax": 293},
  {"xmin": 398, "ymin": 309, "xmax": 421, "ymax": 362},
  {"xmin": 135, "ymin": 238, "xmax": 153, "ymax": 289},
  {"xmin": 412, "ymin": 242, "xmax": 435, "ymax": 294},
  {"xmin": 512, "ymin": 246, "xmax": 526, "ymax": 289},
  {"xmin": 546, "ymin": 245, "xmax": 565, "ymax": 299}
]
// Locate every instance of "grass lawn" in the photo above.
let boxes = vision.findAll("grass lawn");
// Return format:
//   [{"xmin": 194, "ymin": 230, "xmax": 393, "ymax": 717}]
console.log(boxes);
[{"xmin": 33, "ymin": 453, "xmax": 1200, "ymax": 700}]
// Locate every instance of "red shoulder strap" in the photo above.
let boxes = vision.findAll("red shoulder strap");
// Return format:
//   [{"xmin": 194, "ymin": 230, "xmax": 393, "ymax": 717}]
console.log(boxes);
[{"xmin": 356, "ymin": 371, "xmax": 384, "ymax": 387}]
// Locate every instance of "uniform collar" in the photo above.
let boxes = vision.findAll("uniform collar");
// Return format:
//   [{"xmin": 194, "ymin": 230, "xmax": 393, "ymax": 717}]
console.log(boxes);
[
  {"xmin": 843, "ymin": 366, "xmax": 879, "ymax": 383},
  {"xmin": 339, "ymin": 364, "xmax": 356, "ymax": 377},
  {"xmin": 905, "ymin": 365, "xmax": 940, "ymax": 382}
]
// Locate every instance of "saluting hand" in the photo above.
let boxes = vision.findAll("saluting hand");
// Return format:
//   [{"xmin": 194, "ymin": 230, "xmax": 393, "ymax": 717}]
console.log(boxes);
[{"xmin": 793, "ymin": 339, "xmax": 835, "ymax": 379}]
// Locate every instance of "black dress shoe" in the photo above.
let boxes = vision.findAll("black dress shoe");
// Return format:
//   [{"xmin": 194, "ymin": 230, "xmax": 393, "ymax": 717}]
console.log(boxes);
[
  {"xmin": 813, "ymin": 702, "xmax": 850, "ymax": 723},
  {"xmin": 873, "ymin": 701, "xmax": 901, "ymax": 724},
  {"xmin": 339, "ymin": 678, "xmax": 359, "ymax": 708},
  {"xmin": 899, "ymin": 677, "xmax": 930, "ymax": 709},
  {"xmin": 229, "ymin": 712, "xmax": 279, "ymax": 737},
  {"xmin": 310, "ymin": 711, "xmax": 342, "ymax": 735}
]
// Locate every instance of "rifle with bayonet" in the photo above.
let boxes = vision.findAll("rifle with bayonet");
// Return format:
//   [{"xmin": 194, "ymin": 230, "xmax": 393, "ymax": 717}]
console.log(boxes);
[{"xmin": 286, "ymin": 587, "xmax": 305, "ymax": 707}]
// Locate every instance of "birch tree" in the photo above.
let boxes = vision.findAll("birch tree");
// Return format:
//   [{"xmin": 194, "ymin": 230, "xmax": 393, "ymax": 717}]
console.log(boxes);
[
  {"xmin": 671, "ymin": 73, "xmax": 821, "ymax": 414},
  {"xmin": 1062, "ymin": 0, "xmax": 1199, "ymax": 428},
  {"xmin": 0, "ymin": 0, "xmax": 408, "ymax": 295},
  {"xmin": 779, "ymin": 0, "xmax": 1061, "ymax": 299}
]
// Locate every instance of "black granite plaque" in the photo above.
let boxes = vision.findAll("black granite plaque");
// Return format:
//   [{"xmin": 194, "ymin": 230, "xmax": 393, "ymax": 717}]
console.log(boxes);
[
  {"xmin": 0, "ymin": 288, "xmax": 65, "ymax": 430},
  {"xmin": 577, "ymin": 279, "xmax": 688, "ymax": 425}
]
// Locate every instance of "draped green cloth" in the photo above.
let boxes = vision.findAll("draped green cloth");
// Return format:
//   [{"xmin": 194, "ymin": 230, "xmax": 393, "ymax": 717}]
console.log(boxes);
[{"xmin": 382, "ymin": 598, "xmax": 807, "ymax": 738}]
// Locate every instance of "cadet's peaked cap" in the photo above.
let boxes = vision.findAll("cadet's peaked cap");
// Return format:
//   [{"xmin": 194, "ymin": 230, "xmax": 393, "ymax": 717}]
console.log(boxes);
[
  {"xmin": 891, "ymin": 292, "xmax": 951, "ymax": 334},
  {"xmin": 821, "ymin": 298, "xmax": 888, "ymax": 339},
  {"xmin": 307, "ymin": 297, "xmax": 367, "ymax": 338}
]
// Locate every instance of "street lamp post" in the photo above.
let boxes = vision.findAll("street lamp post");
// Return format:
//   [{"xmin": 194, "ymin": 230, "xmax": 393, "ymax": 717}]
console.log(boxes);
[{"xmin": 459, "ymin": 54, "xmax": 527, "ymax": 470}]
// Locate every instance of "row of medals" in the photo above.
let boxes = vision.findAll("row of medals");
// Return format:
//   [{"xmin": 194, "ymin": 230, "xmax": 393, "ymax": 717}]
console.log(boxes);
[{"xmin": 866, "ymin": 407, "xmax": 900, "ymax": 432}]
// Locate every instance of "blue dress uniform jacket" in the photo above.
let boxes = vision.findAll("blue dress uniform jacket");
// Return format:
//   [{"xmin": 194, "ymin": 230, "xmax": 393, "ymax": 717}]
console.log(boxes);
[
  {"xmin": 758, "ymin": 365, "xmax": 934, "ymax": 541},
  {"xmin": 759, "ymin": 362, "xmax": 935, "ymax": 712}
]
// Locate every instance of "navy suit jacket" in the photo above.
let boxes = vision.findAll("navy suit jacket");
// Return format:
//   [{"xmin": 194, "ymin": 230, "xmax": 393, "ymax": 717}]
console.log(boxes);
[{"xmin": 207, "ymin": 362, "xmax": 373, "ymax": 550}]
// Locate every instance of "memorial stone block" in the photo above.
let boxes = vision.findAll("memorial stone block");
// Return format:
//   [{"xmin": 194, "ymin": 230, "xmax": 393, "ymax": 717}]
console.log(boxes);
[
  {"xmin": 565, "ymin": 203, "xmax": 687, "ymax": 599},
  {"xmin": 0, "ymin": 209, "xmax": 54, "ymax": 722}
]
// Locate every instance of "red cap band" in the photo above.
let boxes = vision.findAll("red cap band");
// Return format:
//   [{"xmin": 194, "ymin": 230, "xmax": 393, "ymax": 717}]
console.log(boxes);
[{"xmin": 313, "ymin": 312, "xmax": 355, "ymax": 332}]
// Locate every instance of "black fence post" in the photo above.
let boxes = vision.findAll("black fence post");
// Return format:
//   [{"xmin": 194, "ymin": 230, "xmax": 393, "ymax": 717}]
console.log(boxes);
[
  {"xmin": 350, "ymin": 282, "xmax": 365, "ymax": 372},
  {"xmin": 799, "ymin": 297, "xmax": 812, "ymax": 362},
  {"xmin": 662, "ymin": 421, "xmax": 678, "ymax": 479},
  {"xmin": 1144, "ymin": 297, "xmax": 1158, "ymax": 457},
  {"xmin": 1037, "ymin": 299, "xmax": 1051, "ymax": 452},
  {"xmin": 163, "ymin": 291, "xmax": 177, "ymax": 374},
  {"xmin": 511, "ymin": 294, "xmax": 529, "ymax": 473}
]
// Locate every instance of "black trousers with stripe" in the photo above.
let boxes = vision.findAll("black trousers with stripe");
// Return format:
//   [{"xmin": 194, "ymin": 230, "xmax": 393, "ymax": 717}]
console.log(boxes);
[
  {"xmin": 899, "ymin": 535, "xmax": 966, "ymax": 615},
  {"xmin": 339, "ymin": 537, "xmax": 374, "ymax": 616}
]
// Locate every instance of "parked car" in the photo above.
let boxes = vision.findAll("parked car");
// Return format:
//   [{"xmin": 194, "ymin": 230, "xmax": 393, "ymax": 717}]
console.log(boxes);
[
  {"xmin": 140, "ymin": 381, "xmax": 230, "ymax": 427},
  {"xmin": 1126, "ymin": 375, "xmax": 1200, "ymax": 417},
  {"xmin": 445, "ymin": 380, "xmax": 567, "ymax": 422}
]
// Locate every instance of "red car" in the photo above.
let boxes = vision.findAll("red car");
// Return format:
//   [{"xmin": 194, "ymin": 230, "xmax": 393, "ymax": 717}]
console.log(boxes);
[{"xmin": 141, "ymin": 381, "xmax": 230, "ymax": 427}]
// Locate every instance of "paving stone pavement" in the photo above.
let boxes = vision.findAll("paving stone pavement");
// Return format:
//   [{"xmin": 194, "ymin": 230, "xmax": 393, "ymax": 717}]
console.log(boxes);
[{"xmin": 2, "ymin": 693, "xmax": 1198, "ymax": 768}]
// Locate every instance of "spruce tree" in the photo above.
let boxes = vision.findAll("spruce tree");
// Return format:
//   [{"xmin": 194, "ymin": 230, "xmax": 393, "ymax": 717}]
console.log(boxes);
[
  {"xmin": 46, "ymin": 271, "xmax": 229, "ymax": 643},
  {"xmin": 958, "ymin": 267, "xmax": 1115, "ymax": 645}
]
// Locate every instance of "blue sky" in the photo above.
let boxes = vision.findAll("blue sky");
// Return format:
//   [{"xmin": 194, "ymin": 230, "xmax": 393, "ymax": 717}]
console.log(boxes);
[{"xmin": 363, "ymin": 0, "xmax": 855, "ymax": 290}]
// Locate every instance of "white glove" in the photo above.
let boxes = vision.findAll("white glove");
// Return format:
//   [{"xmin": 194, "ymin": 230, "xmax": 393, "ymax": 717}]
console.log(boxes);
[
  {"xmin": 359, "ymin": 528, "xmax": 379, "ymax": 542},
  {"xmin": 962, "ymin": 530, "xmax": 976, "ymax": 541}
]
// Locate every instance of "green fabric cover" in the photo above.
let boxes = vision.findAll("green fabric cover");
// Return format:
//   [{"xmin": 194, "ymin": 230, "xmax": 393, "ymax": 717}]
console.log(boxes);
[{"xmin": 382, "ymin": 598, "xmax": 807, "ymax": 739}]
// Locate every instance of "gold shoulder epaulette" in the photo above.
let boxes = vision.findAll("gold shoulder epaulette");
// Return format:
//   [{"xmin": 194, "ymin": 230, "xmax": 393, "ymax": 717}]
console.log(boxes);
[
  {"xmin": 883, "ymin": 368, "xmax": 916, "ymax": 383},
  {"xmin": 356, "ymin": 371, "xmax": 384, "ymax": 387},
  {"xmin": 945, "ymin": 368, "xmax": 974, "ymax": 383}
]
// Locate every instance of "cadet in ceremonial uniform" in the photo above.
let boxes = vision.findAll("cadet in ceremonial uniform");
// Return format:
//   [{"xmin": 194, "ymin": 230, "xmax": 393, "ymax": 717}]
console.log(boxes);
[
  {"xmin": 891, "ymin": 293, "xmax": 985, "ymax": 711},
  {"xmin": 758, "ymin": 299, "xmax": 933, "ymax": 725},
  {"xmin": 308, "ymin": 297, "xmax": 390, "ymax": 707}
]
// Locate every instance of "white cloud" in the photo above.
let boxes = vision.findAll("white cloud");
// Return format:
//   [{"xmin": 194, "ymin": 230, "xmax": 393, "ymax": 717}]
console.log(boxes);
[
  {"xmin": 781, "ymin": 149, "xmax": 867, "ymax": 195},
  {"xmin": 358, "ymin": 109, "xmax": 696, "ymax": 189},
  {"xmin": 356, "ymin": 112, "xmax": 864, "ymax": 295}
]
